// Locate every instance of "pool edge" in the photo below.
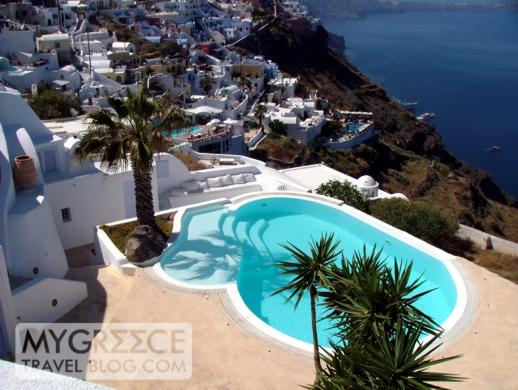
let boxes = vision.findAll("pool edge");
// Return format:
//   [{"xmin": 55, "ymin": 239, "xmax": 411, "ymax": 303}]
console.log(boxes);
[{"xmin": 155, "ymin": 191, "xmax": 473, "ymax": 357}]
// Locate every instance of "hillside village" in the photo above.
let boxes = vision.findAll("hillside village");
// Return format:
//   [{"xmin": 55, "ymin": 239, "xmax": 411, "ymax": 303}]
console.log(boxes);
[
  {"xmin": 0, "ymin": 0, "xmax": 375, "ymax": 154},
  {"xmin": 0, "ymin": 0, "xmax": 518, "ymax": 388}
]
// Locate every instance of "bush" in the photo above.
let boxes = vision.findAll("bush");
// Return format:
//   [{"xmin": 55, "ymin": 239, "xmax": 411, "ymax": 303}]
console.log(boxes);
[
  {"xmin": 269, "ymin": 119, "xmax": 287, "ymax": 136},
  {"xmin": 316, "ymin": 180, "xmax": 369, "ymax": 213},
  {"xmin": 370, "ymin": 199, "xmax": 458, "ymax": 247},
  {"xmin": 28, "ymin": 84, "xmax": 82, "ymax": 119},
  {"xmin": 173, "ymin": 151, "xmax": 208, "ymax": 171}
]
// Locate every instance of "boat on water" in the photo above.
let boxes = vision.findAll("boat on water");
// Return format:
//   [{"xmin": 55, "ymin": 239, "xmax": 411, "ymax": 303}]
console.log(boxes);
[
  {"xmin": 489, "ymin": 145, "xmax": 501, "ymax": 152},
  {"xmin": 396, "ymin": 99, "xmax": 418, "ymax": 111},
  {"xmin": 417, "ymin": 112, "xmax": 436, "ymax": 122}
]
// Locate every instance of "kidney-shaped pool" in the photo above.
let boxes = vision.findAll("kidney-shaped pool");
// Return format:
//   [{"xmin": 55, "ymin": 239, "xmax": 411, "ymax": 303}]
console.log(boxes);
[{"xmin": 159, "ymin": 195, "xmax": 466, "ymax": 348}]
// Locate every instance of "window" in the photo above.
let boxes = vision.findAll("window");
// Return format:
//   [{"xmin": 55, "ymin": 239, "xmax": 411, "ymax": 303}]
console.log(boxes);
[
  {"xmin": 156, "ymin": 159, "xmax": 169, "ymax": 178},
  {"xmin": 55, "ymin": 42, "xmax": 61, "ymax": 49},
  {"xmin": 61, "ymin": 208, "xmax": 71, "ymax": 223}
]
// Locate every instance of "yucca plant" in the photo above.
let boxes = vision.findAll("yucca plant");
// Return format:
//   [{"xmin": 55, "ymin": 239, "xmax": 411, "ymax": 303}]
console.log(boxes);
[
  {"xmin": 321, "ymin": 246, "xmax": 438, "ymax": 345},
  {"xmin": 314, "ymin": 322, "xmax": 463, "ymax": 390},
  {"xmin": 312, "ymin": 246, "xmax": 463, "ymax": 389},
  {"xmin": 274, "ymin": 233, "xmax": 342, "ymax": 385}
]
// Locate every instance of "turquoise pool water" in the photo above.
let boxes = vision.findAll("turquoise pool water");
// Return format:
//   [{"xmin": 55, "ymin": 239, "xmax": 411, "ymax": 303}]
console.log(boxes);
[
  {"xmin": 347, "ymin": 123, "xmax": 364, "ymax": 133},
  {"xmin": 160, "ymin": 197, "xmax": 458, "ymax": 347},
  {"xmin": 170, "ymin": 126, "xmax": 203, "ymax": 137}
]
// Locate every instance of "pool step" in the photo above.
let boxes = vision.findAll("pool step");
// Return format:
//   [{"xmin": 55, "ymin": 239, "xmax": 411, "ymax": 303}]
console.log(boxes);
[
  {"xmin": 220, "ymin": 214, "xmax": 236, "ymax": 239},
  {"xmin": 248, "ymin": 219, "xmax": 270, "ymax": 256}
]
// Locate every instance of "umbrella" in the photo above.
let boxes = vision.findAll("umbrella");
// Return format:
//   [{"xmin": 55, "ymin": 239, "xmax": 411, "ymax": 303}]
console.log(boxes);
[
  {"xmin": 223, "ymin": 118, "xmax": 239, "ymax": 125},
  {"xmin": 207, "ymin": 119, "xmax": 221, "ymax": 126}
]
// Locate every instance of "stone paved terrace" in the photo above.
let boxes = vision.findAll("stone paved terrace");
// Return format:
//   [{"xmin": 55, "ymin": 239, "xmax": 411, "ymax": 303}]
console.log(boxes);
[{"xmin": 60, "ymin": 257, "xmax": 518, "ymax": 389}]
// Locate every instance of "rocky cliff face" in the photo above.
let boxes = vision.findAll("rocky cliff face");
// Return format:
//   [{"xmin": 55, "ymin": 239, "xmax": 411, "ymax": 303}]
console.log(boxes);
[{"xmin": 237, "ymin": 19, "xmax": 518, "ymax": 240}]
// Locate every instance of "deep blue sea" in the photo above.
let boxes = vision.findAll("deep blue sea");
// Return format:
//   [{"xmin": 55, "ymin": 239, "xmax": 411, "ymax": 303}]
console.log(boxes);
[{"xmin": 322, "ymin": 11, "xmax": 518, "ymax": 198}]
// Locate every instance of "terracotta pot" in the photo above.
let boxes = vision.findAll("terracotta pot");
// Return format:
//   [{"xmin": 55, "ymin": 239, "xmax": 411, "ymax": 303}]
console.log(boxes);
[{"xmin": 13, "ymin": 155, "xmax": 38, "ymax": 190}]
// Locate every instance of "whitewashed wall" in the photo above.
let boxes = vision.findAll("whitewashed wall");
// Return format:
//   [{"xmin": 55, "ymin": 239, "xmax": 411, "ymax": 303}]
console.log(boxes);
[
  {"xmin": 44, "ymin": 168, "xmax": 159, "ymax": 250},
  {"xmin": 12, "ymin": 277, "xmax": 87, "ymax": 323}
]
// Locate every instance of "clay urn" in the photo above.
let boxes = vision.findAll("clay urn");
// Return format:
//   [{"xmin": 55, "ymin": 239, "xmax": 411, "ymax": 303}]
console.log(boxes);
[{"xmin": 13, "ymin": 155, "xmax": 38, "ymax": 190}]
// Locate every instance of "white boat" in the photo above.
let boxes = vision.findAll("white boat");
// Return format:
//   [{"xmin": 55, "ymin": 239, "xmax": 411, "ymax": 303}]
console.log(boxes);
[
  {"xmin": 417, "ymin": 112, "xmax": 436, "ymax": 122},
  {"xmin": 396, "ymin": 99, "xmax": 418, "ymax": 111}
]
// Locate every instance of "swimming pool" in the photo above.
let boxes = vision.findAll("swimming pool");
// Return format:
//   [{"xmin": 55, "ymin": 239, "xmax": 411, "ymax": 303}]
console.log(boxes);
[
  {"xmin": 347, "ymin": 122, "xmax": 364, "ymax": 133},
  {"xmin": 170, "ymin": 126, "xmax": 203, "ymax": 137},
  {"xmin": 159, "ymin": 194, "xmax": 466, "ymax": 349}
]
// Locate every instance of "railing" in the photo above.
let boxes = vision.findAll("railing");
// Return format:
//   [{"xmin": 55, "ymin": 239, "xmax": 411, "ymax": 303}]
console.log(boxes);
[{"xmin": 187, "ymin": 129, "xmax": 231, "ymax": 144}]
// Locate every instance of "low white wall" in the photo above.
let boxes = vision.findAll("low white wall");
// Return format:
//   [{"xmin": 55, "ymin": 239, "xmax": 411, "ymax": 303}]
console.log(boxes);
[
  {"xmin": 168, "ymin": 184, "xmax": 263, "ymax": 209},
  {"xmin": 458, "ymin": 224, "xmax": 518, "ymax": 256},
  {"xmin": 0, "ymin": 359, "xmax": 109, "ymax": 389},
  {"xmin": 12, "ymin": 277, "xmax": 87, "ymax": 323},
  {"xmin": 325, "ymin": 124, "xmax": 376, "ymax": 150},
  {"xmin": 95, "ymin": 227, "xmax": 131, "ymax": 275},
  {"xmin": 95, "ymin": 208, "xmax": 177, "ymax": 275}
]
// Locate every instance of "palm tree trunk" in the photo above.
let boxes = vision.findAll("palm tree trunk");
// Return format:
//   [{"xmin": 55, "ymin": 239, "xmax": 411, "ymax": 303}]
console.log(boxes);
[
  {"xmin": 132, "ymin": 169, "xmax": 157, "ymax": 230},
  {"xmin": 310, "ymin": 285, "xmax": 322, "ymax": 385}
]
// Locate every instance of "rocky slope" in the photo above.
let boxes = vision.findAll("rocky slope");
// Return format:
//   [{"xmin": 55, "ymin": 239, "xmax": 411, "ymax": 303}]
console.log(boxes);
[{"xmin": 237, "ymin": 19, "xmax": 518, "ymax": 241}]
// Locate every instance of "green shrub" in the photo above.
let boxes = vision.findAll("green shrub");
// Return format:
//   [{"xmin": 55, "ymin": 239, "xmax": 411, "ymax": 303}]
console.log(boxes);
[
  {"xmin": 28, "ymin": 84, "xmax": 82, "ymax": 119},
  {"xmin": 370, "ymin": 199, "xmax": 458, "ymax": 247},
  {"xmin": 269, "ymin": 119, "xmax": 287, "ymax": 136},
  {"xmin": 316, "ymin": 180, "xmax": 369, "ymax": 213}
]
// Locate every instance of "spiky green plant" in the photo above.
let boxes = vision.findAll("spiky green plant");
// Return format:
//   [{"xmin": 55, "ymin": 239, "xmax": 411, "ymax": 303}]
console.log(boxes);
[
  {"xmin": 274, "ymin": 233, "xmax": 342, "ymax": 385},
  {"xmin": 321, "ymin": 246, "xmax": 438, "ymax": 345},
  {"xmin": 314, "ymin": 322, "xmax": 463, "ymax": 390}
]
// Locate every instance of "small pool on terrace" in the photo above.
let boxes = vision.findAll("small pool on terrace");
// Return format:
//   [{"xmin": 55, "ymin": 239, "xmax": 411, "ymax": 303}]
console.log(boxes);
[
  {"xmin": 160, "ymin": 196, "xmax": 461, "ymax": 347},
  {"xmin": 169, "ymin": 126, "xmax": 204, "ymax": 137},
  {"xmin": 347, "ymin": 122, "xmax": 364, "ymax": 133}
]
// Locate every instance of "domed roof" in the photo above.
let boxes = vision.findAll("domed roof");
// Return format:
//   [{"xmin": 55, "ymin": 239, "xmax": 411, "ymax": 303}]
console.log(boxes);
[{"xmin": 357, "ymin": 175, "xmax": 378, "ymax": 188}]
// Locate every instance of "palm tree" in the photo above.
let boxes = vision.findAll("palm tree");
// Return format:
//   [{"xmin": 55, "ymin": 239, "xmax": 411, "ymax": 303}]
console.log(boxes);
[
  {"xmin": 200, "ymin": 72, "xmax": 214, "ymax": 96},
  {"xmin": 274, "ymin": 233, "xmax": 342, "ymax": 385},
  {"xmin": 254, "ymin": 103, "xmax": 267, "ymax": 129},
  {"xmin": 74, "ymin": 84, "xmax": 187, "ymax": 239}
]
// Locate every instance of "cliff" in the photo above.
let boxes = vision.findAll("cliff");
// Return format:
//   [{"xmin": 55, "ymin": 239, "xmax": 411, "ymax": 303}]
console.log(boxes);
[{"xmin": 237, "ymin": 19, "xmax": 518, "ymax": 241}]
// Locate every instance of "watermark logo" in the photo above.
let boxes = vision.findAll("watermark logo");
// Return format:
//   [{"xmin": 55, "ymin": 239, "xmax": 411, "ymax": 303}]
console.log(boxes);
[{"xmin": 15, "ymin": 323, "xmax": 192, "ymax": 381}]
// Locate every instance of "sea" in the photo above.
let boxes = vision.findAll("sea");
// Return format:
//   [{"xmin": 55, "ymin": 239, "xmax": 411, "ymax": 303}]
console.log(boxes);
[{"xmin": 321, "ymin": 8, "xmax": 518, "ymax": 198}]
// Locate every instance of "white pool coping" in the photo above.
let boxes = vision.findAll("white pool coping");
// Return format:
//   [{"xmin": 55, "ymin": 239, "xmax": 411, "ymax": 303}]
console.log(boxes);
[{"xmin": 153, "ymin": 191, "xmax": 471, "ymax": 355}]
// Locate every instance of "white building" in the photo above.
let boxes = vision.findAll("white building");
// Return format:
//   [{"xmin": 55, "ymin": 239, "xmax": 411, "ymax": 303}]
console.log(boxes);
[
  {"xmin": 0, "ymin": 90, "xmax": 89, "ymax": 355},
  {"xmin": 0, "ymin": 29, "xmax": 36, "ymax": 57},
  {"xmin": 36, "ymin": 33, "xmax": 72, "ymax": 64},
  {"xmin": 264, "ymin": 97, "xmax": 326, "ymax": 145},
  {"xmin": 0, "ymin": 54, "xmax": 81, "ymax": 93},
  {"xmin": 111, "ymin": 41, "xmax": 136, "ymax": 54}
]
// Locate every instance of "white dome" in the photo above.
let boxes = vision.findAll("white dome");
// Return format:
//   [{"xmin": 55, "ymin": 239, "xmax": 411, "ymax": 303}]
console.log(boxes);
[{"xmin": 357, "ymin": 175, "xmax": 378, "ymax": 188}]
